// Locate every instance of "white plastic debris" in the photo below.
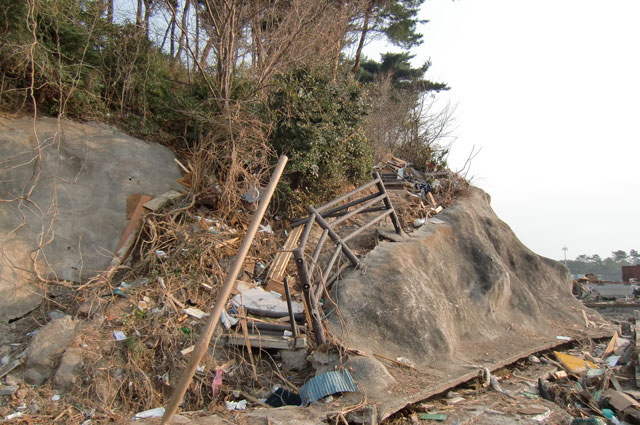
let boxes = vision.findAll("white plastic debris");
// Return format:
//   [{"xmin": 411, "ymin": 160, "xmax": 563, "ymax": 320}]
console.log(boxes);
[
  {"xmin": 183, "ymin": 307, "xmax": 209, "ymax": 320},
  {"xmin": 155, "ymin": 250, "xmax": 167, "ymax": 259},
  {"xmin": 396, "ymin": 357, "xmax": 416, "ymax": 368},
  {"xmin": 220, "ymin": 310, "xmax": 238, "ymax": 329},
  {"xmin": 259, "ymin": 224, "xmax": 273, "ymax": 234},
  {"xmin": 133, "ymin": 407, "xmax": 165, "ymax": 420},
  {"xmin": 413, "ymin": 218, "xmax": 426, "ymax": 228},
  {"xmin": 606, "ymin": 355, "xmax": 621, "ymax": 367},
  {"xmin": 555, "ymin": 336, "xmax": 571, "ymax": 341},
  {"xmin": 224, "ymin": 400, "xmax": 247, "ymax": 411},
  {"xmin": 51, "ymin": 394, "xmax": 61, "ymax": 401},
  {"xmin": 4, "ymin": 412, "xmax": 23, "ymax": 420},
  {"xmin": 113, "ymin": 331, "xmax": 127, "ymax": 341}
]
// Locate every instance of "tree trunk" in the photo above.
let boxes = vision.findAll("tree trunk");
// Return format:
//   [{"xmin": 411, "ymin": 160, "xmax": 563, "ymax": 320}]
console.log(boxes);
[
  {"xmin": 194, "ymin": 4, "xmax": 200, "ymax": 69},
  {"xmin": 175, "ymin": 0, "xmax": 190, "ymax": 62},
  {"xmin": 350, "ymin": 3, "xmax": 372, "ymax": 75},
  {"xmin": 107, "ymin": 0, "xmax": 113, "ymax": 24},
  {"xmin": 170, "ymin": 12, "xmax": 176, "ymax": 57},
  {"xmin": 199, "ymin": 37, "xmax": 214, "ymax": 69},
  {"xmin": 143, "ymin": 0, "xmax": 153, "ymax": 39},
  {"xmin": 136, "ymin": 0, "xmax": 143, "ymax": 29}
]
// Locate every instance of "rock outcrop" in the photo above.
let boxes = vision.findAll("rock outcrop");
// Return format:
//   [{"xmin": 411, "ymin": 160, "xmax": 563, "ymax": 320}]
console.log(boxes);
[
  {"xmin": 0, "ymin": 116, "xmax": 182, "ymax": 321},
  {"xmin": 331, "ymin": 188, "xmax": 588, "ymax": 364}
]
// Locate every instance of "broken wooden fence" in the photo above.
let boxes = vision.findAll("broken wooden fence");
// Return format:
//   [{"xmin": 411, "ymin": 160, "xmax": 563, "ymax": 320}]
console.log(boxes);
[{"xmin": 288, "ymin": 171, "xmax": 402, "ymax": 345}]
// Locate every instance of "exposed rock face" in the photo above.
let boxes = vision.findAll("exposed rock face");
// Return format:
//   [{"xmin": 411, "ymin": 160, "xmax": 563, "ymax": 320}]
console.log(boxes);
[
  {"xmin": 24, "ymin": 316, "xmax": 78, "ymax": 385},
  {"xmin": 331, "ymin": 188, "xmax": 589, "ymax": 366},
  {"xmin": 0, "ymin": 116, "xmax": 182, "ymax": 321}
]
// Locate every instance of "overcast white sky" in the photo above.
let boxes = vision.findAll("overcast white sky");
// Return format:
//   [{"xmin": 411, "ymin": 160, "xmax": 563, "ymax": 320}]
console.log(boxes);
[{"xmin": 367, "ymin": 0, "xmax": 640, "ymax": 261}]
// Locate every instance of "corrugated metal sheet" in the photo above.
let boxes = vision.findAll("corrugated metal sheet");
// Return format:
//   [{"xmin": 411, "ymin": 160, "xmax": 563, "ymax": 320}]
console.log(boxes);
[{"xmin": 299, "ymin": 370, "xmax": 358, "ymax": 405}]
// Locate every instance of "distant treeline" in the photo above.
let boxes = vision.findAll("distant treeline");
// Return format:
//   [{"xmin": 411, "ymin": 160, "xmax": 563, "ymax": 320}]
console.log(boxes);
[{"xmin": 566, "ymin": 250, "xmax": 640, "ymax": 282}]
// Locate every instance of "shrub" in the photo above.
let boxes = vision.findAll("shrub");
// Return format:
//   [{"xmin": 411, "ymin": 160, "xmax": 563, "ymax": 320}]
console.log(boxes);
[{"xmin": 267, "ymin": 69, "xmax": 373, "ymax": 217}]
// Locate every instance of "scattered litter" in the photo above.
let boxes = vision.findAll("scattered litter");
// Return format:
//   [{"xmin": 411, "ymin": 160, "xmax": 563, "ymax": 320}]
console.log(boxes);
[
  {"xmin": 554, "ymin": 351, "xmax": 597, "ymax": 373},
  {"xmin": 242, "ymin": 187, "xmax": 261, "ymax": 203},
  {"xmin": 51, "ymin": 394, "xmax": 61, "ymax": 401},
  {"xmin": 528, "ymin": 355, "xmax": 540, "ymax": 363},
  {"xmin": 396, "ymin": 357, "xmax": 416, "ymax": 368},
  {"xmin": 265, "ymin": 387, "xmax": 301, "ymax": 407},
  {"xmin": 521, "ymin": 391, "xmax": 539, "ymax": 400},
  {"xmin": 220, "ymin": 310, "xmax": 238, "ymax": 329},
  {"xmin": 413, "ymin": 218, "xmax": 426, "ymax": 228},
  {"xmin": 133, "ymin": 407, "xmax": 165, "ymax": 420},
  {"xmin": 232, "ymin": 286, "xmax": 304, "ymax": 315},
  {"xmin": 224, "ymin": 400, "xmax": 247, "ymax": 410},
  {"xmin": 154, "ymin": 250, "xmax": 167, "ymax": 259},
  {"xmin": 113, "ymin": 331, "xmax": 127, "ymax": 341},
  {"xmin": 183, "ymin": 307, "xmax": 208, "ymax": 319},
  {"xmin": 428, "ymin": 217, "xmax": 445, "ymax": 224},
  {"xmin": 4, "ymin": 412, "xmax": 23, "ymax": 420},
  {"xmin": 555, "ymin": 335, "xmax": 572, "ymax": 341},
  {"xmin": 181, "ymin": 345, "xmax": 194, "ymax": 356},
  {"xmin": 258, "ymin": 224, "xmax": 273, "ymax": 234},
  {"xmin": 570, "ymin": 418, "xmax": 605, "ymax": 425},
  {"xmin": 606, "ymin": 355, "xmax": 621, "ymax": 367},
  {"xmin": 299, "ymin": 370, "xmax": 358, "ymax": 406},
  {"xmin": 211, "ymin": 369, "xmax": 223, "ymax": 397},
  {"xmin": 417, "ymin": 413, "xmax": 447, "ymax": 421},
  {"xmin": 113, "ymin": 288, "xmax": 127, "ymax": 298}
]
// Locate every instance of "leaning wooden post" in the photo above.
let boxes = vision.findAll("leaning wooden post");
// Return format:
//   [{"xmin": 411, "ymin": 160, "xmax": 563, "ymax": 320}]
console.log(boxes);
[{"xmin": 161, "ymin": 155, "xmax": 288, "ymax": 425}]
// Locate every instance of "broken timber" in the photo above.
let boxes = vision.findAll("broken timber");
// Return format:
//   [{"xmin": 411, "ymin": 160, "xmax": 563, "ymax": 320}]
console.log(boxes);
[
  {"xmin": 265, "ymin": 225, "xmax": 303, "ymax": 295},
  {"xmin": 226, "ymin": 334, "xmax": 306, "ymax": 350}
]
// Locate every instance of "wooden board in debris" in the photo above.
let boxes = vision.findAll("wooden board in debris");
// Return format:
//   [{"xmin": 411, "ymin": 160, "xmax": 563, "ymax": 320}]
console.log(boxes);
[{"xmin": 226, "ymin": 333, "xmax": 306, "ymax": 350}]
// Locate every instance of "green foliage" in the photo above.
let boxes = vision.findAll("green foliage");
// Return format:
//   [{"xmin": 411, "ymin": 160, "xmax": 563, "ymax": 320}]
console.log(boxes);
[
  {"xmin": 374, "ymin": 0, "xmax": 426, "ymax": 49},
  {"xmin": 357, "ymin": 52, "xmax": 448, "ymax": 93},
  {"xmin": 267, "ymin": 69, "xmax": 373, "ymax": 216},
  {"xmin": 0, "ymin": 0, "xmax": 210, "ymax": 149}
]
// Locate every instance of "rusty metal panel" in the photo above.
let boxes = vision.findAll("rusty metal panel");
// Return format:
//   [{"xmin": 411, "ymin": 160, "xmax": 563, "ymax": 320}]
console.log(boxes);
[{"xmin": 622, "ymin": 265, "xmax": 640, "ymax": 282}]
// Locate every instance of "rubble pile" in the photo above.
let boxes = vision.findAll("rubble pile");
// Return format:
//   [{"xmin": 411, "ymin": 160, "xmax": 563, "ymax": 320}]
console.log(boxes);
[{"xmin": 0, "ymin": 148, "xmax": 621, "ymax": 425}]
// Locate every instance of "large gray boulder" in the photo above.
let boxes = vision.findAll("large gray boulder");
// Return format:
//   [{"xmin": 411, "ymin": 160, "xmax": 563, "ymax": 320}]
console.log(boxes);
[
  {"xmin": 0, "ymin": 116, "xmax": 182, "ymax": 321},
  {"xmin": 24, "ymin": 315, "xmax": 78, "ymax": 385}
]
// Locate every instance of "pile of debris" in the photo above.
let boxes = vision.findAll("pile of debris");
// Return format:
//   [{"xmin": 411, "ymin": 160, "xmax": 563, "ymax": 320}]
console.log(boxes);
[
  {"xmin": 386, "ymin": 312, "xmax": 640, "ymax": 425},
  {"xmin": 0, "ymin": 155, "xmax": 459, "ymax": 423}
]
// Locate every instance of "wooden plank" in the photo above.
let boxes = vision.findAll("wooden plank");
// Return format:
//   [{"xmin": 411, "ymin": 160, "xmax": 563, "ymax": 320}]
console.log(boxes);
[
  {"xmin": 265, "ymin": 226, "xmax": 303, "ymax": 295},
  {"xmin": 602, "ymin": 331, "xmax": 619, "ymax": 359},
  {"xmin": 226, "ymin": 334, "xmax": 306, "ymax": 350},
  {"xmin": 114, "ymin": 194, "xmax": 152, "ymax": 255},
  {"xmin": 427, "ymin": 192, "xmax": 437, "ymax": 208}
]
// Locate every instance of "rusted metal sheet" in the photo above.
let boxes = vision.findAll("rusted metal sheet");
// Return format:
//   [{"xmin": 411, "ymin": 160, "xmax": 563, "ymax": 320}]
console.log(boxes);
[{"xmin": 623, "ymin": 265, "xmax": 640, "ymax": 282}]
